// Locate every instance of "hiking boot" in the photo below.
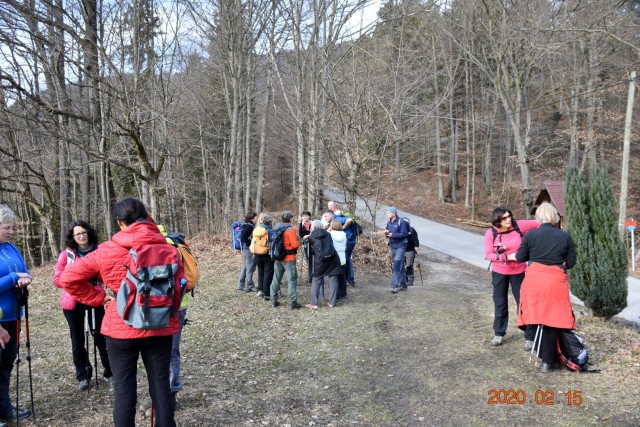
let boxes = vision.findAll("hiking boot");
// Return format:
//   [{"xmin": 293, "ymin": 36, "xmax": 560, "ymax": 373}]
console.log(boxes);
[
  {"xmin": 491, "ymin": 336, "xmax": 503, "ymax": 346},
  {"xmin": 391, "ymin": 288, "xmax": 399, "ymax": 293},
  {"xmin": 272, "ymin": 300, "xmax": 280, "ymax": 308},
  {"xmin": 399, "ymin": 286, "xmax": 407, "ymax": 291},
  {"xmin": 263, "ymin": 296, "xmax": 270, "ymax": 301},
  {"xmin": 289, "ymin": 301, "xmax": 302, "ymax": 310},
  {"xmin": 348, "ymin": 281, "xmax": 355, "ymax": 287},
  {"xmin": 0, "ymin": 408, "xmax": 32, "ymax": 421},
  {"xmin": 524, "ymin": 340, "xmax": 534, "ymax": 351},
  {"xmin": 540, "ymin": 363, "xmax": 553, "ymax": 373},
  {"xmin": 236, "ymin": 288, "xmax": 246, "ymax": 293},
  {"xmin": 247, "ymin": 286, "xmax": 257, "ymax": 292},
  {"xmin": 79, "ymin": 379, "xmax": 90, "ymax": 390}
]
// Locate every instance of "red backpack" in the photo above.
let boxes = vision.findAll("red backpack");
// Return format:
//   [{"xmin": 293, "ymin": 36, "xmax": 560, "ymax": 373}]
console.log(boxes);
[{"xmin": 116, "ymin": 243, "xmax": 182, "ymax": 330}]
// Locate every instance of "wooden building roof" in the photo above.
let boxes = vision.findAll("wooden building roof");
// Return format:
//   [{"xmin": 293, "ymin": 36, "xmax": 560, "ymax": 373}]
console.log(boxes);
[{"xmin": 531, "ymin": 180, "xmax": 565, "ymax": 217}]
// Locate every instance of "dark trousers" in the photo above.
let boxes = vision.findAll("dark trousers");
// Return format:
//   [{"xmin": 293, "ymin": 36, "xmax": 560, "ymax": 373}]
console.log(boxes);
[
  {"xmin": 0, "ymin": 321, "xmax": 18, "ymax": 416},
  {"xmin": 337, "ymin": 265, "xmax": 348, "ymax": 299},
  {"xmin": 345, "ymin": 240, "xmax": 356, "ymax": 284},
  {"xmin": 538, "ymin": 326, "xmax": 560, "ymax": 364},
  {"xmin": 63, "ymin": 304, "xmax": 111, "ymax": 381},
  {"xmin": 107, "ymin": 336, "xmax": 175, "ymax": 427},
  {"xmin": 492, "ymin": 272, "xmax": 535, "ymax": 340},
  {"xmin": 255, "ymin": 255, "xmax": 274, "ymax": 297},
  {"xmin": 304, "ymin": 243, "xmax": 314, "ymax": 283}
]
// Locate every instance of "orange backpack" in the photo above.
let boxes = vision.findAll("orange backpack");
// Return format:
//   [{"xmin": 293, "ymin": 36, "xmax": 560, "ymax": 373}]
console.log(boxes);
[
  {"xmin": 250, "ymin": 226, "xmax": 269, "ymax": 255},
  {"xmin": 157, "ymin": 225, "xmax": 200, "ymax": 291}
]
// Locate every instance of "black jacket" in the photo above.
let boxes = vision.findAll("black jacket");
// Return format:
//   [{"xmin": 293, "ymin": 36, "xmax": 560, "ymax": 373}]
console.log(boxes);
[
  {"xmin": 406, "ymin": 227, "xmax": 419, "ymax": 252},
  {"xmin": 240, "ymin": 222, "xmax": 254, "ymax": 247},
  {"xmin": 308, "ymin": 229, "xmax": 342, "ymax": 277},
  {"xmin": 516, "ymin": 223, "xmax": 575, "ymax": 269}
]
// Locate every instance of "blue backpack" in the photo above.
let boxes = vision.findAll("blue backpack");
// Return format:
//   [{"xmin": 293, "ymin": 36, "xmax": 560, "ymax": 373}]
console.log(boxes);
[
  {"xmin": 231, "ymin": 221, "xmax": 244, "ymax": 250},
  {"xmin": 269, "ymin": 225, "xmax": 294, "ymax": 261}
]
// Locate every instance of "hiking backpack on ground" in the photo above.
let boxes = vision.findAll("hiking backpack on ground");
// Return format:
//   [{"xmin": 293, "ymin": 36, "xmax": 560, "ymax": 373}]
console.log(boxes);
[
  {"xmin": 231, "ymin": 221, "xmax": 244, "ymax": 251},
  {"xmin": 556, "ymin": 330, "xmax": 589, "ymax": 372},
  {"xmin": 116, "ymin": 243, "xmax": 182, "ymax": 330},
  {"xmin": 250, "ymin": 226, "xmax": 269, "ymax": 255},
  {"xmin": 269, "ymin": 225, "xmax": 294, "ymax": 261}
]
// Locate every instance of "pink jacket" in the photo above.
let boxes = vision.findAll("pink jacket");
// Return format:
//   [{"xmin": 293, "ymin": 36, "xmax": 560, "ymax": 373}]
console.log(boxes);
[
  {"xmin": 484, "ymin": 219, "xmax": 540, "ymax": 275},
  {"xmin": 53, "ymin": 249, "xmax": 104, "ymax": 310}
]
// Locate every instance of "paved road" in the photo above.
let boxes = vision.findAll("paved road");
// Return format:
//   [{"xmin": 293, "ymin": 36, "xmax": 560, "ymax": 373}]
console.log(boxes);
[{"xmin": 329, "ymin": 192, "xmax": 640, "ymax": 324}]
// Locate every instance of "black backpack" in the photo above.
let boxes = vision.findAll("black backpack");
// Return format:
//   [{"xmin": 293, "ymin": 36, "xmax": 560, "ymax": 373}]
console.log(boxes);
[
  {"xmin": 315, "ymin": 233, "xmax": 337, "ymax": 261},
  {"xmin": 556, "ymin": 330, "xmax": 590, "ymax": 372},
  {"xmin": 269, "ymin": 225, "xmax": 295, "ymax": 261}
]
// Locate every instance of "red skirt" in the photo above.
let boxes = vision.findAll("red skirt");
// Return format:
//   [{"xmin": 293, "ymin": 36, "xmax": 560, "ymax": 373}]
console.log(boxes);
[{"xmin": 517, "ymin": 262, "xmax": 576, "ymax": 330}]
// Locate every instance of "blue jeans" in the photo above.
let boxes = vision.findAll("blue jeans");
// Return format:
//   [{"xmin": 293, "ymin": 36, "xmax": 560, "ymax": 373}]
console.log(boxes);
[
  {"xmin": 170, "ymin": 309, "xmax": 187, "ymax": 393},
  {"xmin": 345, "ymin": 240, "xmax": 356, "ymax": 284},
  {"xmin": 237, "ymin": 248, "xmax": 256, "ymax": 290},
  {"xmin": 390, "ymin": 246, "xmax": 407, "ymax": 289}
]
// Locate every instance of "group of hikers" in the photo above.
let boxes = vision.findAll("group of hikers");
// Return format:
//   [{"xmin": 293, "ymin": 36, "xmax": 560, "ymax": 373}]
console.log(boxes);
[
  {"xmin": 1, "ymin": 199, "xmax": 189, "ymax": 427},
  {"xmin": 0, "ymin": 195, "xmax": 578, "ymax": 427},
  {"xmin": 234, "ymin": 202, "xmax": 421, "ymax": 310}
]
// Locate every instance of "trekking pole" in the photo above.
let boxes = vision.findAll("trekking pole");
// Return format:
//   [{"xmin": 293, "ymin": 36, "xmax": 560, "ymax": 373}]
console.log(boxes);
[
  {"xmin": 15, "ymin": 314, "xmax": 20, "ymax": 427},
  {"xmin": 84, "ymin": 308, "xmax": 91, "ymax": 393},
  {"xmin": 417, "ymin": 263, "xmax": 424, "ymax": 286},
  {"xmin": 91, "ymin": 308, "xmax": 99, "ymax": 389},
  {"xmin": 22, "ymin": 288, "xmax": 34, "ymax": 416},
  {"xmin": 529, "ymin": 325, "xmax": 541, "ymax": 363}
]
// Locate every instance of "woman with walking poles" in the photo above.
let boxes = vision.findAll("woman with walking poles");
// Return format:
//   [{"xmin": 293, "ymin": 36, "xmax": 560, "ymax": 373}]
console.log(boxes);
[
  {"xmin": 53, "ymin": 220, "xmax": 112, "ymax": 390},
  {"xmin": 0, "ymin": 204, "xmax": 33, "ymax": 425}
]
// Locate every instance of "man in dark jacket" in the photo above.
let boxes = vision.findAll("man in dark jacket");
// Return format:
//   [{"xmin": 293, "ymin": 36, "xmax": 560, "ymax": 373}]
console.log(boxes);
[
  {"xmin": 385, "ymin": 207, "xmax": 410, "ymax": 293},
  {"xmin": 404, "ymin": 218, "xmax": 420, "ymax": 286}
]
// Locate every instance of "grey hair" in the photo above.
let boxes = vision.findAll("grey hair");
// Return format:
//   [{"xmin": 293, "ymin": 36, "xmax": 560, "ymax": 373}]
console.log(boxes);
[
  {"xmin": 259, "ymin": 213, "xmax": 273, "ymax": 226},
  {"xmin": 0, "ymin": 205, "xmax": 16, "ymax": 224},
  {"xmin": 310, "ymin": 220, "xmax": 324, "ymax": 231},
  {"xmin": 535, "ymin": 202, "xmax": 560, "ymax": 224}
]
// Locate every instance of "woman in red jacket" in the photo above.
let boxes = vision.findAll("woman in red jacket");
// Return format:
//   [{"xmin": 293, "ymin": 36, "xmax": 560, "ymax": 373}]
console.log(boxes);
[
  {"xmin": 53, "ymin": 220, "xmax": 111, "ymax": 390},
  {"xmin": 484, "ymin": 207, "xmax": 539, "ymax": 348},
  {"xmin": 61, "ymin": 198, "xmax": 181, "ymax": 427}
]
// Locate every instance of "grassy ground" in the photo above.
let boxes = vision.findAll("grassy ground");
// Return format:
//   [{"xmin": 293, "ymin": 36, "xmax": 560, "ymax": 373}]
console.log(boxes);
[{"xmin": 13, "ymin": 235, "xmax": 640, "ymax": 426}]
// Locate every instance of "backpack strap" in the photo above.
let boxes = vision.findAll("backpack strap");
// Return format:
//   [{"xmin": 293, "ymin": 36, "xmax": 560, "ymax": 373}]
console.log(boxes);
[
  {"xmin": 511, "ymin": 219, "xmax": 523, "ymax": 237},
  {"xmin": 491, "ymin": 219, "xmax": 523, "ymax": 244}
]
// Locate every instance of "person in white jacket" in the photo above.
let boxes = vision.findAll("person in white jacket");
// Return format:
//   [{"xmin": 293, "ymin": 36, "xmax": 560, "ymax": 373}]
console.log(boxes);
[{"xmin": 329, "ymin": 221, "xmax": 348, "ymax": 299}]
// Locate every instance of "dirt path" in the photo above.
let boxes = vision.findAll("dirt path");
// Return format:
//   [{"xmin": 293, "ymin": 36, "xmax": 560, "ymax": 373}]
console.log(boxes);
[{"xmin": 20, "ymin": 246, "xmax": 640, "ymax": 426}]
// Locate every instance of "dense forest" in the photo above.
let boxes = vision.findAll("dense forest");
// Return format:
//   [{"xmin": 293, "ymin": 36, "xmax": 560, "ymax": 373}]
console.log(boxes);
[{"xmin": 1, "ymin": 0, "xmax": 639, "ymax": 265}]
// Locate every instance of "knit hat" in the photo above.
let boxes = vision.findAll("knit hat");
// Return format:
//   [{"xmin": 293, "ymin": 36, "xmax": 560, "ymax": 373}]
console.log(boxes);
[
  {"xmin": 282, "ymin": 211, "xmax": 294, "ymax": 221},
  {"xmin": 387, "ymin": 206, "xmax": 398, "ymax": 215}
]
